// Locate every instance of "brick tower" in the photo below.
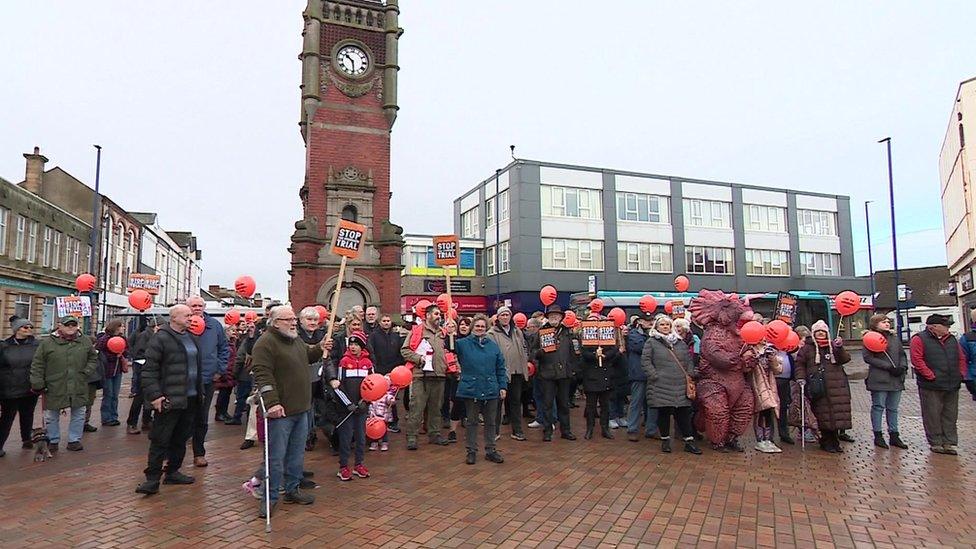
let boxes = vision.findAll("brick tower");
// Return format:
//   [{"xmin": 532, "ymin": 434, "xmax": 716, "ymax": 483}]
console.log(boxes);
[{"xmin": 289, "ymin": 0, "xmax": 404, "ymax": 314}]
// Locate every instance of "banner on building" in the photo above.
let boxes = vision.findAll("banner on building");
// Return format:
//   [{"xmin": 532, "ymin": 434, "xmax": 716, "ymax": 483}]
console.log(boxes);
[
  {"xmin": 433, "ymin": 235, "xmax": 460, "ymax": 267},
  {"xmin": 127, "ymin": 273, "xmax": 161, "ymax": 295},
  {"xmin": 538, "ymin": 327, "xmax": 558, "ymax": 353},
  {"xmin": 580, "ymin": 320, "xmax": 616, "ymax": 346},
  {"xmin": 423, "ymin": 279, "xmax": 472, "ymax": 294},
  {"xmin": 774, "ymin": 292, "xmax": 798, "ymax": 325},
  {"xmin": 56, "ymin": 296, "xmax": 92, "ymax": 318},
  {"xmin": 331, "ymin": 220, "xmax": 368, "ymax": 258}
]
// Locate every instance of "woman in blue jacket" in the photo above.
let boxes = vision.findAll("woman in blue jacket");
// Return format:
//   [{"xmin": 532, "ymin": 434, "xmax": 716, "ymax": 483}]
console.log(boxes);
[{"xmin": 455, "ymin": 314, "xmax": 508, "ymax": 466}]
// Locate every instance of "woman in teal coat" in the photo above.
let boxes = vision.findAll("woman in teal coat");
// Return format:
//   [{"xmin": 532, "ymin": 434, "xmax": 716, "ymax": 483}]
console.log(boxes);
[{"xmin": 455, "ymin": 314, "xmax": 508, "ymax": 466}]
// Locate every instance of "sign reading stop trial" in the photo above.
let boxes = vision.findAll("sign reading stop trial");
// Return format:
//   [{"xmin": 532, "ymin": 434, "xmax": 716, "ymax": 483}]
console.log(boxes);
[{"xmin": 325, "ymin": 219, "xmax": 369, "ymax": 342}]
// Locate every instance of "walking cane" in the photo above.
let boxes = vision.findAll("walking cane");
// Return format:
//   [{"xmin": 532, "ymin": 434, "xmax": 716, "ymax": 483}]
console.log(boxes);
[
  {"xmin": 255, "ymin": 385, "xmax": 274, "ymax": 533},
  {"xmin": 800, "ymin": 382, "xmax": 805, "ymax": 451}
]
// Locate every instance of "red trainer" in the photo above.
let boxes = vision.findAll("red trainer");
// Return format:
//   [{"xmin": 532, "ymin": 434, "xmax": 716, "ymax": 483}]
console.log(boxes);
[
  {"xmin": 337, "ymin": 466, "xmax": 352, "ymax": 481},
  {"xmin": 353, "ymin": 464, "xmax": 370, "ymax": 478}
]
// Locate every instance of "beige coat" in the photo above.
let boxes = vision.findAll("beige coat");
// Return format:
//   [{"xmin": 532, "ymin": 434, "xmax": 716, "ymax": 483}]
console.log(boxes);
[
  {"xmin": 750, "ymin": 345, "xmax": 783, "ymax": 414},
  {"xmin": 487, "ymin": 323, "xmax": 529, "ymax": 379}
]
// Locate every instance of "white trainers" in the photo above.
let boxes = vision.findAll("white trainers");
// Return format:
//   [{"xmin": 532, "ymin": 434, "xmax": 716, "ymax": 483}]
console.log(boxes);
[
  {"xmin": 755, "ymin": 440, "xmax": 777, "ymax": 453},
  {"xmin": 608, "ymin": 419, "xmax": 619, "ymax": 429},
  {"xmin": 527, "ymin": 421, "xmax": 541, "ymax": 429},
  {"xmin": 768, "ymin": 441, "xmax": 783, "ymax": 453}
]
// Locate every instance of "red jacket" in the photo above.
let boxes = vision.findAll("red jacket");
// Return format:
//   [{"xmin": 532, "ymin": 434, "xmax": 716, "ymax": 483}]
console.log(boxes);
[
  {"xmin": 339, "ymin": 349, "xmax": 374, "ymax": 374},
  {"xmin": 909, "ymin": 330, "xmax": 967, "ymax": 381}
]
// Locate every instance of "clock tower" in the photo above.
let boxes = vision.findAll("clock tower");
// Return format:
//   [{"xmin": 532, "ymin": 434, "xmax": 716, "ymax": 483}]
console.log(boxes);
[{"xmin": 289, "ymin": 0, "xmax": 405, "ymax": 314}]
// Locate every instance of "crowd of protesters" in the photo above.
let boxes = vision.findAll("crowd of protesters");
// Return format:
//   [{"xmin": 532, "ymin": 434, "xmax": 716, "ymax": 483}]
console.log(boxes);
[{"xmin": 0, "ymin": 298, "xmax": 973, "ymax": 518}]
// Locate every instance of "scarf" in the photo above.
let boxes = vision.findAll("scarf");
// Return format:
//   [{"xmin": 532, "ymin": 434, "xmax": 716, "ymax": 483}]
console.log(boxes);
[
  {"xmin": 812, "ymin": 337, "xmax": 835, "ymax": 365},
  {"xmin": 56, "ymin": 330, "xmax": 80, "ymax": 342}
]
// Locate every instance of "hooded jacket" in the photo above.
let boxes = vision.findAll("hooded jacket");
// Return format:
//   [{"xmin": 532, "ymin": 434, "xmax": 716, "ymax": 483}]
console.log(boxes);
[
  {"xmin": 455, "ymin": 334, "xmax": 507, "ymax": 400},
  {"xmin": 30, "ymin": 331, "xmax": 97, "ymax": 411},
  {"xmin": 487, "ymin": 322, "xmax": 529, "ymax": 379},
  {"xmin": 0, "ymin": 335, "xmax": 39, "ymax": 400},
  {"xmin": 197, "ymin": 313, "xmax": 230, "ymax": 380},
  {"xmin": 641, "ymin": 330, "xmax": 696, "ymax": 409},
  {"xmin": 400, "ymin": 322, "xmax": 449, "ymax": 379}
]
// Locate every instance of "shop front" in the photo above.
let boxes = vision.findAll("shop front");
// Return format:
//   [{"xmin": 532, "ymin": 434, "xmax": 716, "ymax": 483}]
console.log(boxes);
[
  {"xmin": 0, "ymin": 275, "xmax": 75, "ymax": 338},
  {"xmin": 400, "ymin": 295, "xmax": 489, "ymax": 319}
]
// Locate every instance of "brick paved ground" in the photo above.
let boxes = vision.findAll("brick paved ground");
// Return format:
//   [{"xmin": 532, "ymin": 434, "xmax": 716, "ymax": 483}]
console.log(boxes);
[{"xmin": 2, "ymin": 376, "xmax": 975, "ymax": 548}]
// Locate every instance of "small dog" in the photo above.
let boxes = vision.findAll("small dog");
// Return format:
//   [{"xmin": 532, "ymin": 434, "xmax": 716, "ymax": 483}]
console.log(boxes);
[{"xmin": 32, "ymin": 428, "xmax": 52, "ymax": 462}]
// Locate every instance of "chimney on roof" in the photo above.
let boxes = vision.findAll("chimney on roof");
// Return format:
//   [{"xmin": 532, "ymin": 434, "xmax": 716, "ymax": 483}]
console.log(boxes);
[{"xmin": 23, "ymin": 146, "xmax": 48, "ymax": 195}]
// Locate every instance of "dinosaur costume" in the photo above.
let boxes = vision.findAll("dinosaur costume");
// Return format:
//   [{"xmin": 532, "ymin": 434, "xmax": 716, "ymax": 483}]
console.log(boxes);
[{"xmin": 689, "ymin": 290, "xmax": 757, "ymax": 451}]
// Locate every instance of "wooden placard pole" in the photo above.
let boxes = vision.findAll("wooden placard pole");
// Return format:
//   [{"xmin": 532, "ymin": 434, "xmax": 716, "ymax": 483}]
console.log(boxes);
[
  {"xmin": 326, "ymin": 219, "xmax": 368, "ymax": 343},
  {"xmin": 324, "ymin": 255, "xmax": 347, "ymax": 343},
  {"xmin": 433, "ymin": 234, "xmax": 461, "ymax": 347}
]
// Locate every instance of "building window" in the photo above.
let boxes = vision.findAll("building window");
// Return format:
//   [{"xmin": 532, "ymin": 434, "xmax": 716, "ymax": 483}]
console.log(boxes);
[
  {"xmin": 799, "ymin": 252, "xmax": 841, "ymax": 276},
  {"xmin": 484, "ymin": 198, "xmax": 494, "ymax": 228},
  {"xmin": 15, "ymin": 294, "xmax": 31, "ymax": 320},
  {"xmin": 41, "ymin": 297, "xmax": 56, "ymax": 332},
  {"xmin": 499, "ymin": 190, "xmax": 509, "ymax": 222},
  {"xmin": 42, "ymin": 226, "xmax": 52, "ymax": 267},
  {"xmin": 14, "ymin": 215, "xmax": 26, "ymax": 260},
  {"xmin": 744, "ymin": 205, "xmax": 786, "ymax": 233},
  {"xmin": 617, "ymin": 242, "xmax": 673, "ymax": 273},
  {"xmin": 51, "ymin": 231, "xmax": 61, "ymax": 270},
  {"xmin": 408, "ymin": 247, "xmax": 427, "ymax": 269},
  {"xmin": 27, "ymin": 220, "xmax": 38, "ymax": 264},
  {"xmin": 616, "ymin": 193, "xmax": 669, "ymax": 223},
  {"xmin": 745, "ymin": 249, "xmax": 790, "ymax": 276},
  {"xmin": 341, "ymin": 205, "xmax": 358, "ymax": 223},
  {"xmin": 797, "ymin": 209, "xmax": 837, "ymax": 236},
  {"xmin": 541, "ymin": 186, "xmax": 602, "ymax": 220},
  {"xmin": 685, "ymin": 246, "xmax": 734, "ymax": 274},
  {"xmin": 72, "ymin": 239, "xmax": 80, "ymax": 274},
  {"xmin": 499, "ymin": 241, "xmax": 510, "ymax": 273},
  {"xmin": 484, "ymin": 190, "xmax": 510, "ymax": 227},
  {"xmin": 541, "ymin": 238, "xmax": 604, "ymax": 270},
  {"xmin": 486, "ymin": 246, "xmax": 496, "ymax": 276},
  {"xmin": 0, "ymin": 207, "xmax": 8, "ymax": 255},
  {"xmin": 682, "ymin": 199, "xmax": 731, "ymax": 229},
  {"xmin": 461, "ymin": 207, "xmax": 479, "ymax": 238}
]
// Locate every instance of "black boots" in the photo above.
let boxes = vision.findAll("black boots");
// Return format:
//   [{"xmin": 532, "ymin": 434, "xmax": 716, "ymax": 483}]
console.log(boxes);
[
  {"xmin": 889, "ymin": 431, "xmax": 908, "ymax": 449},
  {"xmin": 874, "ymin": 431, "xmax": 889, "ymax": 449},
  {"xmin": 584, "ymin": 420, "xmax": 594, "ymax": 440},
  {"xmin": 662, "ymin": 438, "xmax": 672, "ymax": 453},
  {"xmin": 683, "ymin": 439, "xmax": 703, "ymax": 455},
  {"xmin": 601, "ymin": 424, "xmax": 613, "ymax": 439}
]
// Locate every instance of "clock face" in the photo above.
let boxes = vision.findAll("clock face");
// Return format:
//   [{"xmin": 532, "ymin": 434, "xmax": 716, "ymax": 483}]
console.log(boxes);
[{"xmin": 336, "ymin": 45, "xmax": 369, "ymax": 77}]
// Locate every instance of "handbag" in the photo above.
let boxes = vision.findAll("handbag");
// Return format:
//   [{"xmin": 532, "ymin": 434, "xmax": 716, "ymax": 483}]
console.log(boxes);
[
  {"xmin": 665, "ymin": 346, "xmax": 697, "ymax": 401},
  {"xmin": 806, "ymin": 364, "xmax": 827, "ymax": 400}
]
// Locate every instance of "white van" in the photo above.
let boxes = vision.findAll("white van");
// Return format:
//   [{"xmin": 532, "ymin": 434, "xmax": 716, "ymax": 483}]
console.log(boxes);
[{"xmin": 887, "ymin": 305, "xmax": 964, "ymax": 343}]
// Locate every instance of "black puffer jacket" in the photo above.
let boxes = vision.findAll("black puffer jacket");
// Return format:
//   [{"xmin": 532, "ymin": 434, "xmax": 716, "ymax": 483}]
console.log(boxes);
[
  {"xmin": 141, "ymin": 326, "xmax": 203, "ymax": 410},
  {"xmin": 532, "ymin": 325, "xmax": 579, "ymax": 381},
  {"xmin": 579, "ymin": 344, "xmax": 621, "ymax": 392},
  {"xmin": 0, "ymin": 335, "xmax": 39, "ymax": 399},
  {"xmin": 369, "ymin": 328, "xmax": 403, "ymax": 375}
]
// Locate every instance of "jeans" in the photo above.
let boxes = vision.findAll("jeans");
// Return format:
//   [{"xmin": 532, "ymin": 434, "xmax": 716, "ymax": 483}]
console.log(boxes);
[
  {"xmin": 627, "ymin": 381, "xmax": 659, "ymax": 436},
  {"xmin": 870, "ymin": 390, "xmax": 902, "ymax": 433},
  {"xmin": 100, "ymin": 373, "xmax": 123, "ymax": 423},
  {"xmin": 464, "ymin": 399, "xmax": 498, "ymax": 453},
  {"xmin": 268, "ymin": 412, "xmax": 309, "ymax": 502},
  {"xmin": 144, "ymin": 400, "xmax": 197, "ymax": 480},
  {"xmin": 233, "ymin": 379, "xmax": 252, "ymax": 421},
  {"xmin": 44, "ymin": 406, "xmax": 86, "ymax": 444},
  {"xmin": 918, "ymin": 388, "xmax": 959, "ymax": 447},
  {"xmin": 192, "ymin": 382, "xmax": 215, "ymax": 457},
  {"xmin": 0, "ymin": 395, "xmax": 38, "ymax": 446},
  {"xmin": 338, "ymin": 412, "xmax": 367, "ymax": 467}
]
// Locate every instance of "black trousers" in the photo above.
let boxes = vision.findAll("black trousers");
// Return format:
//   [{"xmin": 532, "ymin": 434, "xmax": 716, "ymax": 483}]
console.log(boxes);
[
  {"xmin": 539, "ymin": 378, "xmax": 572, "ymax": 436},
  {"xmin": 214, "ymin": 387, "xmax": 233, "ymax": 417},
  {"xmin": 505, "ymin": 374, "xmax": 525, "ymax": 435},
  {"xmin": 656, "ymin": 406, "xmax": 694, "ymax": 439},
  {"xmin": 0, "ymin": 395, "xmax": 38, "ymax": 446},
  {"xmin": 146, "ymin": 399, "xmax": 198, "ymax": 480},
  {"xmin": 191, "ymin": 383, "xmax": 214, "ymax": 458},
  {"xmin": 775, "ymin": 378, "xmax": 792, "ymax": 438},
  {"xmin": 584, "ymin": 390, "xmax": 610, "ymax": 428},
  {"xmin": 126, "ymin": 392, "xmax": 154, "ymax": 428}
]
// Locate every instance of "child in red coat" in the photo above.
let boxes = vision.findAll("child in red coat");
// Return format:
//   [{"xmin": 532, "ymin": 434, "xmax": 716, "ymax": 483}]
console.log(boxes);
[{"xmin": 327, "ymin": 331, "xmax": 373, "ymax": 481}]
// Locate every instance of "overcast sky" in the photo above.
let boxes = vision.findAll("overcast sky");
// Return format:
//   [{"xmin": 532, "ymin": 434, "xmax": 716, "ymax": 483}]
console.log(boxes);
[{"xmin": 2, "ymin": 2, "xmax": 974, "ymax": 300}]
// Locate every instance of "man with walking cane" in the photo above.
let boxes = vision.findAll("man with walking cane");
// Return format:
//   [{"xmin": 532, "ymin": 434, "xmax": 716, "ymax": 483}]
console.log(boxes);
[
  {"xmin": 250, "ymin": 305, "xmax": 330, "ymax": 519},
  {"xmin": 135, "ymin": 305, "xmax": 202, "ymax": 495}
]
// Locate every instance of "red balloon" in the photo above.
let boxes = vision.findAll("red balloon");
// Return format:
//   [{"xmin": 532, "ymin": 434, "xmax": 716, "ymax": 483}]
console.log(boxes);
[
  {"xmin": 540, "ymin": 285, "xmax": 557, "ymax": 306},
  {"xmin": 314, "ymin": 305, "xmax": 329, "ymax": 325},
  {"xmin": 360, "ymin": 373, "xmax": 390, "ymax": 402},
  {"xmin": 414, "ymin": 299, "xmax": 432, "ymax": 320},
  {"xmin": 436, "ymin": 293, "xmax": 452, "ymax": 313},
  {"xmin": 106, "ymin": 336, "xmax": 126, "ymax": 355},
  {"xmin": 765, "ymin": 320, "xmax": 791, "ymax": 346},
  {"xmin": 188, "ymin": 315, "xmax": 206, "ymax": 336},
  {"xmin": 224, "ymin": 309, "xmax": 241, "ymax": 326},
  {"xmin": 513, "ymin": 312, "xmax": 527, "ymax": 329},
  {"xmin": 234, "ymin": 275, "xmax": 256, "ymax": 299},
  {"xmin": 128, "ymin": 290, "xmax": 153, "ymax": 312},
  {"xmin": 446, "ymin": 308, "xmax": 459, "ymax": 320},
  {"xmin": 244, "ymin": 311, "xmax": 258, "ymax": 323},
  {"xmin": 75, "ymin": 273, "xmax": 97, "ymax": 293},
  {"xmin": 366, "ymin": 417, "xmax": 387, "ymax": 440},
  {"xmin": 863, "ymin": 331, "xmax": 888, "ymax": 353},
  {"xmin": 562, "ymin": 310, "xmax": 578, "ymax": 328},
  {"xmin": 526, "ymin": 362, "xmax": 536, "ymax": 378},
  {"xmin": 834, "ymin": 290, "xmax": 860, "ymax": 317},
  {"xmin": 664, "ymin": 302, "xmax": 674, "ymax": 314},
  {"xmin": 776, "ymin": 330, "xmax": 802, "ymax": 352},
  {"xmin": 589, "ymin": 298, "xmax": 605, "ymax": 314},
  {"xmin": 608, "ymin": 307, "xmax": 626, "ymax": 328},
  {"xmin": 740, "ymin": 321, "xmax": 765, "ymax": 345},
  {"xmin": 389, "ymin": 365, "xmax": 413, "ymax": 388},
  {"xmin": 639, "ymin": 295, "xmax": 658, "ymax": 314},
  {"xmin": 674, "ymin": 275, "xmax": 690, "ymax": 292}
]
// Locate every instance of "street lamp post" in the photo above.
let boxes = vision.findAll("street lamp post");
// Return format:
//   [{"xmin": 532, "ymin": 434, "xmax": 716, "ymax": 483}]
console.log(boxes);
[
  {"xmin": 89, "ymin": 145, "xmax": 102, "ymax": 335},
  {"xmin": 879, "ymin": 137, "xmax": 902, "ymax": 341},
  {"xmin": 494, "ymin": 168, "xmax": 501, "ymax": 312},
  {"xmin": 864, "ymin": 200, "xmax": 876, "ymax": 309}
]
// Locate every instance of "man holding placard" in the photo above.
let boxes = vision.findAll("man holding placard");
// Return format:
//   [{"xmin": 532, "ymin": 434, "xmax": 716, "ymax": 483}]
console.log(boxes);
[
  {"xmin": 531, "ymin": 306, "xmax": 579, "ymax": 442},
  {"xmin": 401, "ymin": 304, "xmax": 452, "ymax": 450}
]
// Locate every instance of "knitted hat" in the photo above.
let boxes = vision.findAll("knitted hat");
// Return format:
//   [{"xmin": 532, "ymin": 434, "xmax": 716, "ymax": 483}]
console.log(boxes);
[
  {"xmin": 348, "ymin": 330, "xmax": 368, "ymax": 348},
  {"xmin": 11, "ymin": 318, "xmax": 32, "ymax": 332},
  {"xmin": 810, "ymin": 320, "xmax": 829, "ymax": 336},
  {"xmin": 496, "ymin": 306, "xmax": 512, "ymax": 316}
]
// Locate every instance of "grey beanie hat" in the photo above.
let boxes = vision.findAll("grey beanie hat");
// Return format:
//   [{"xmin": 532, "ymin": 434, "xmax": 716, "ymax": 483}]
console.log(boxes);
[
  {"xmin": 11, "ymin": 318, "xmax": 32, "ymax": 332},
  {"xmin": 497, "ymin": 306, "xmax": 512, "ymax": 316}
]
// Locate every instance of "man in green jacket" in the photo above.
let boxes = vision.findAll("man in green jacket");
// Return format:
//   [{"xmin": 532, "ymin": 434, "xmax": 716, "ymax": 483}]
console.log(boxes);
[
  {"xmin": 29, "ymin": 316, "xmax": 97, "ymax": 452},
  {"xmin": 400, "ymin": 304, "xmax": 451, "ymax": 450}
]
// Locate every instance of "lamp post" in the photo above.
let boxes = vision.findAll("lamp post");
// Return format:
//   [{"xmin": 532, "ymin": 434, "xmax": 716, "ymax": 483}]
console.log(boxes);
[
  {"xmin": 864, "ymin": 200, "xmax": 876, "ymax": 310},
  {"xmin": 89, "ymin": 145, "xmax": 102, "ymax": 334},
  {"xmin": 494, "ymin": 168, "xmax": 501, "ymax": 312},
  {"xmin": 879, "ymin": 137, "xmax": 902, "ymax": 341}
]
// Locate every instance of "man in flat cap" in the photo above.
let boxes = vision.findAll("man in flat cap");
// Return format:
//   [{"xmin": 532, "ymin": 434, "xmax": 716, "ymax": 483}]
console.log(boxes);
[{"xmin": 910, "ymin": 314, "xmax": 967, "ymax": 455}]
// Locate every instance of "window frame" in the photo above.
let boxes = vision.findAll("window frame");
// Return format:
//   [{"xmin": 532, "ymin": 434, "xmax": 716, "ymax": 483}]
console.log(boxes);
[
  {"xmin": 541, "ymin": 238, "xmax": 604, "ymax": 271},
  {"xmin": 744, "ymin": 249, "xmax": 790, "ymax": 276},
  {"xmin": 685, "ymin": 246, "xmax": 734, "ymax": 275},
  {"xmin": 41, "ymin": 226, "xmax": 52, "ymax": 267},
  {"xmin": 460, "ymin": 207, "xmax": 479, "ymax": 238},
  {"xmin": 0, "ymin": 207, "xmax": 8, "ymax": 255},
  {"xmin": 617, "ymin": 242, "xmax": 673, "ymax": 273}
]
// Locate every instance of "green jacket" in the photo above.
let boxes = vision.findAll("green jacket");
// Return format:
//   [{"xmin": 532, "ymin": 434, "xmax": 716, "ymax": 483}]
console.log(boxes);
[
  {"xmin": 30, "ymin": 332, "xmax": 97, "ymax": 411},
  {"xmin": 250, "ymin": 327, "xmax": 324, "ymax": 417}
]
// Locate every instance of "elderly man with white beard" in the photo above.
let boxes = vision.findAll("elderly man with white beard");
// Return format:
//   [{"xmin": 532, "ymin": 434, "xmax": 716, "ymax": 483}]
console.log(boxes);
[{"xmin": 250, "ymin": 305, "xmax": 330, "ymax": 518}]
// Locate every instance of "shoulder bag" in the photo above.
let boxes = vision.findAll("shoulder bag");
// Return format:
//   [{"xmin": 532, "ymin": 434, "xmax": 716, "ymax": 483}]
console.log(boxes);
[{"xmin": 665, "ymin": 345, "xmax": 696, "ymax": 401}]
